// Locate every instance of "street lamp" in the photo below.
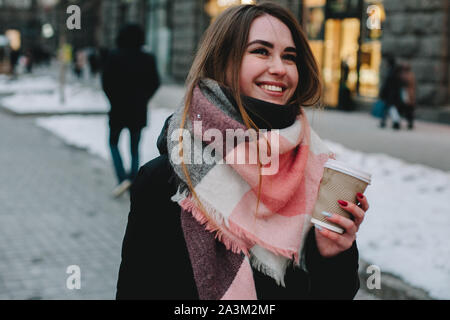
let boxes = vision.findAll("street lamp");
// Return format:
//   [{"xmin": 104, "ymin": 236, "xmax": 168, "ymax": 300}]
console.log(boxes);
[{"xmin": 42, "ymin": 23, "xmax": 55, "ymax": 38}]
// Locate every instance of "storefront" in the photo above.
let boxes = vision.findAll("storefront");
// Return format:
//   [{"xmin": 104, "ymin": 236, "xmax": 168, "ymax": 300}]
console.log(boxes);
[{"xmin": 302, "ymin": 0, "xmax": 384, "ymax": 107}]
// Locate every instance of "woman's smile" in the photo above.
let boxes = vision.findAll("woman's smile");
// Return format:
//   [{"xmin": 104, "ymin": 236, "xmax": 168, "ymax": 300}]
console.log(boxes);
[{"xmin": 256, "ymin": 81, "xmax": 288, "ymax": 99}]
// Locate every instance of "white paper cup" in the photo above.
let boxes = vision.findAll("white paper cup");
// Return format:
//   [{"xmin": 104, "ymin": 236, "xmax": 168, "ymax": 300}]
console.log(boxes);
[{"xmin": 311, "ymin": 159, "xmax": 372, "ymax": 234}]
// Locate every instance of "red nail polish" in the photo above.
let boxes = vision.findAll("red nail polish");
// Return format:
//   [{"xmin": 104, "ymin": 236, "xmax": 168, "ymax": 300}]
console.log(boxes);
[
  {"xmin": 338, "ymin": 200, "xmax": 348, "ymax": 206},
  {"xmin": 357, "ymin": 193, "xmax": 364, "ymax": 199}
]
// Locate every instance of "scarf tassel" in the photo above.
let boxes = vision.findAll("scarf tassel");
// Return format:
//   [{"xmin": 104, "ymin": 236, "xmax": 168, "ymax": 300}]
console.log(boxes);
[
  {"xmin": 178, "ymin": 194, "xmax": 300, "ymax": 265},
  {"xmin": 179, "ymin": 196, "xmax": 251, "ymax": 257}
]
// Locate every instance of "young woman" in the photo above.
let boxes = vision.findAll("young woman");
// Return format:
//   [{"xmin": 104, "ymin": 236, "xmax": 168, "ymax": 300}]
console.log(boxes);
[{"xmin": 116, "ymin": 2, "xmax": 370, "ymax": 300}]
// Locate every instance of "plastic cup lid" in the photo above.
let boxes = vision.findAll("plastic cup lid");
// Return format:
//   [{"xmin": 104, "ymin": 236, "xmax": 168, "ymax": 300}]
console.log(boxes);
[{"xmin": 324, "ymin": 159, "xmax": 372, "ymax": 184}]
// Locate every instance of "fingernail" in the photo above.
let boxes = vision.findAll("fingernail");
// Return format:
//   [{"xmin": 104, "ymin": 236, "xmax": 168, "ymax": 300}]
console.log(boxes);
[
  {"xmin": 315, "ymin": 224, "xmax": 323, "ymax": 231},
  {"xmin": 357, "ymin": 193, "xmax": 364, "ymax": 199},
  {"xmin": 321, "ymin": 211, "xmax": 333, "ymax": 217},
  {"xmin": 338, "ymin": 200, "xmax": 348, "ymax": 206}
]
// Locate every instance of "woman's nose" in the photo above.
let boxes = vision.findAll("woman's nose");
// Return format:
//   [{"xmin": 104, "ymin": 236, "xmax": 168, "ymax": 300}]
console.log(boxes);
[{"xmin": 268, "ymin": 56, "xmax": 287, "ymax": 76}]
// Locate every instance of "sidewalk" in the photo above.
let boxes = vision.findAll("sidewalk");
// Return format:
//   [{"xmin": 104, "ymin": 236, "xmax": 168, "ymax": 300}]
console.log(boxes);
[
  {"xmin": 0, "ymin": 110, "xmax": 129, "ymax": 299},
  {"xmin": 354, "ymin": 95, "xmax": 450, "ymax": 126}
]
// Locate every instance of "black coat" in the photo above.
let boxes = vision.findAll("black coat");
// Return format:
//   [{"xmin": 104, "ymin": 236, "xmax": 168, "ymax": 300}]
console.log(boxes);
[
  {"xmin": 380, "ymin": 65, "xmax": 403, "ymax": 107},
  {"xmin": 116, "ymin": 118, "xmax": 361, "ymax": 300},
  {"xmin": 101, "ymin": 48, "xmax": 160, "ymax": 130}
]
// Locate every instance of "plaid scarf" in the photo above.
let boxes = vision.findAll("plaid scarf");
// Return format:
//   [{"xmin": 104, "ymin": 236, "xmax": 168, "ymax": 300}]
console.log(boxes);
[{"xmin": 167, "ymin": 79, "xmax": 332, "ymax": 299}]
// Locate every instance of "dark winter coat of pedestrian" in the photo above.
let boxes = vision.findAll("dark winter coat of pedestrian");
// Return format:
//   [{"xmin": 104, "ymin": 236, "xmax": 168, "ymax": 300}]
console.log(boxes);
[
  {"xmin": 116, "ymin": 3, "xmax": 369, "ymax": 300},
  {"xmin": 338, "ymin": 60, "xmax": 352, "ymax": 111},
  {"xmin": 88, "ymin": 48, "xmax": 100, "ymax": 77},
  {"xmin": 9, "ymin": 49, "xmax": 20, "ymax": 75},
  {"xmin": 379, "ymin": 58, "xmax": 403, "ymax": 129},
  {"xmin": 102, "ymin": 24, "xmax": 160, "ymax": 196}
]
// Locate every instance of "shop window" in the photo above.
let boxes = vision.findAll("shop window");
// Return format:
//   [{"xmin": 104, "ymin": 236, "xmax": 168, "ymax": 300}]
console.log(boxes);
[
  {"xmin": 5, "ymin": 29, "xmax": 21, "ymax": 51},
  {"xmin": 303, "ymin": 0, "xmax": 384, "ymax": 106},
  {"xmin": 322, "ymin": 18, "xmax": 360, "ymax": 106},
  {"xmin": 359, "ymin": 0, "xmax": 384, "ymax": 98}
]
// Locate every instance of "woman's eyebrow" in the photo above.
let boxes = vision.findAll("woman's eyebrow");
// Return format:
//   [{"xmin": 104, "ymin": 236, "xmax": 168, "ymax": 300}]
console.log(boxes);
[{"xmin": 247, "ymin": 39, "xmax": 297, "ymax": 53}]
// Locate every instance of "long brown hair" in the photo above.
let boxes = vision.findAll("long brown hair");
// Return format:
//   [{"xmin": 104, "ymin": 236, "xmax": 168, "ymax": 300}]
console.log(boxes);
[{"xmin": 179, "ymin": 2, "xmax": 322, "ymax": 220}]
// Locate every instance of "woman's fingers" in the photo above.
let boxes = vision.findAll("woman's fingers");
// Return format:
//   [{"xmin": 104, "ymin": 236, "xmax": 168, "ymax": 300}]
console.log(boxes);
[
  {"xmin": 316, "ymin": 223, "xmax": 355, "ymax": 249},
  {"xmin": 337, "ymin": 199, "xmax": 366, "ymax": 229},
  {"xmin": 315, "ymin": 194, "xmax": 370, "ymax": 251},
  {"xmin": 356, "ymin": 193, "xmax": 369, "ymax": 212},
  {"xmin": 322, "ymin": 211, "xmax": 357, "ymax": 235}
]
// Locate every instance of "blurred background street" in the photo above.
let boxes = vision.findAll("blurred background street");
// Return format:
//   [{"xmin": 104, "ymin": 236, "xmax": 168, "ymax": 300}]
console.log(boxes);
[{"xmin": 0, "ymin": 0, "xmax": 449, "ymax": 300}]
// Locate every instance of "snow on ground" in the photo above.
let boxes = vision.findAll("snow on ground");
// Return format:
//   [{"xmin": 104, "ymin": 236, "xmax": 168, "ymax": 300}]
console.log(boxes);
[
  {"xmin": 0, "ymin": 74, "xmax": 56, "ymax": 94},
  {"xmin": 326, "ymin": 140, "xmax": 450, "ymax": 300},
  {"xmin": 0, "ymin": 80, "xmax": 109, "ymax": 114},
  {"xmin": 34, "ymin": 113, "xmax": 450, "ymax": 300}
]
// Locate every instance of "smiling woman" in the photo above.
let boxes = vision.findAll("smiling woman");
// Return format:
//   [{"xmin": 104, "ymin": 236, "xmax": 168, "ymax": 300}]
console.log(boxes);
[
  {"xmin": 117, "ymin": 2, "xmax": 368, "ymax": 300},
  {"xmin": 238, "ymin": 16, "xmax": 299, "ymax": 105}
]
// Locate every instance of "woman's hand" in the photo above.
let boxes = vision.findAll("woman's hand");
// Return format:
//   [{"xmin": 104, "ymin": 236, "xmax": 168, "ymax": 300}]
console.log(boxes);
[{"xmin": 314, "ymin": 193, "xmax": 369, "ymax": 258}]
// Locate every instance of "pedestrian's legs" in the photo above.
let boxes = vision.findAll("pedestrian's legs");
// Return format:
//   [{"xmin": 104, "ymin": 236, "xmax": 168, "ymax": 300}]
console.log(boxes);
[
  {"xmin": 109, "ymin": 125, "xmax": 127, "ymax": 183},
  {"xmin": 389, "ymin": 105, "xmax": 401, "ymax": 130},
  {"xmin": 129, "ymin": 128, "xmax": 142, "ymax": 182},
  {"xmin": 405, "ymin": 104, "xmax": 415, "ymax": 129},
  {"xmin": 380, "ymin": 101, "xmax": 388, "ymax": 128}
]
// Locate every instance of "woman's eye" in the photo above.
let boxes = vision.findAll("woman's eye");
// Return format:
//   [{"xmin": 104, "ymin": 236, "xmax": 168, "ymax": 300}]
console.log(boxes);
[
  {"xmin": 250, "ymin": 48, "xmax": 269, "ymax": 55},
  {"xmin": 283, "ymin": 54, "xmax": 297, "ymax": 62}
]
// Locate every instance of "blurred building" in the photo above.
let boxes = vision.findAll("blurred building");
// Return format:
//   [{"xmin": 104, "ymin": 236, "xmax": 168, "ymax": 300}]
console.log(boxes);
[
  {"xmin": 144, "ymin": 0, "xmax": 448, "ymax": 108},
  {"xmin": 1, "ymin": 0, "xmax": 448, "ymax": 107},
  {"xmin": 0, "ymin": 0, "xmax": 103, "ymax": 64},
  {"xmin": 381, "ymin": 0, "xmax": 449, "ymax": 106},
  {"xmin": 0, "ymin": 0, "xmax": 41, "ymax": 53}
]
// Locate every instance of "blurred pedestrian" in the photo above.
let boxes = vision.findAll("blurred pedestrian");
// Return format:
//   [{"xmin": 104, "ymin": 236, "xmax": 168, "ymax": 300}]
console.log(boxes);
[
  {"xmin": 399, "ymin": 62, "xmax": 416, "ymax": 130},
  {"xmin": 98, "ymin": 47, "xmax": 109, "ymax": 72},
  {"xmin": 87, "ymin": 47, "xmax": 100, "ymax": 78},
  {"xmin": 73, "ymin": 48, "xmax": 85, "ymax": 79},
  {"xmin": 9, "ymin": 48, "xmax": 20, "ymax": 76},
  {"xmin": 24, "ymin": 49, "xmax": 33, "ymax": 73},
  {"xmin": 101, "ymin": 24, "xmax": 160, "ymax": 197},
  {"xmin": 338, "ymin": 59, "xmax": 353, "ymax": 111},
  {"xmin": 379, "ymin": 56, "xmax": 402, "ymax": 129},
  {"xmin": 116, "ymin": 3, "xmax": 369, "ymax": 300}
]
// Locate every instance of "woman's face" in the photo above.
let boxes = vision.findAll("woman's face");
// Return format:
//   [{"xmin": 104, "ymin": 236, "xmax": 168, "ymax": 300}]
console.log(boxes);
[{"xmin": 237, "ymin": 15, "xmax": 299, "ymax": 105}]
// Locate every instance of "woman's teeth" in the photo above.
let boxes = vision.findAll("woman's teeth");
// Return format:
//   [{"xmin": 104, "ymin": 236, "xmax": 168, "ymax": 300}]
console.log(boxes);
[{"xmin": 260, "ymin": 84, "xmax": 283, "ymax": 92}]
